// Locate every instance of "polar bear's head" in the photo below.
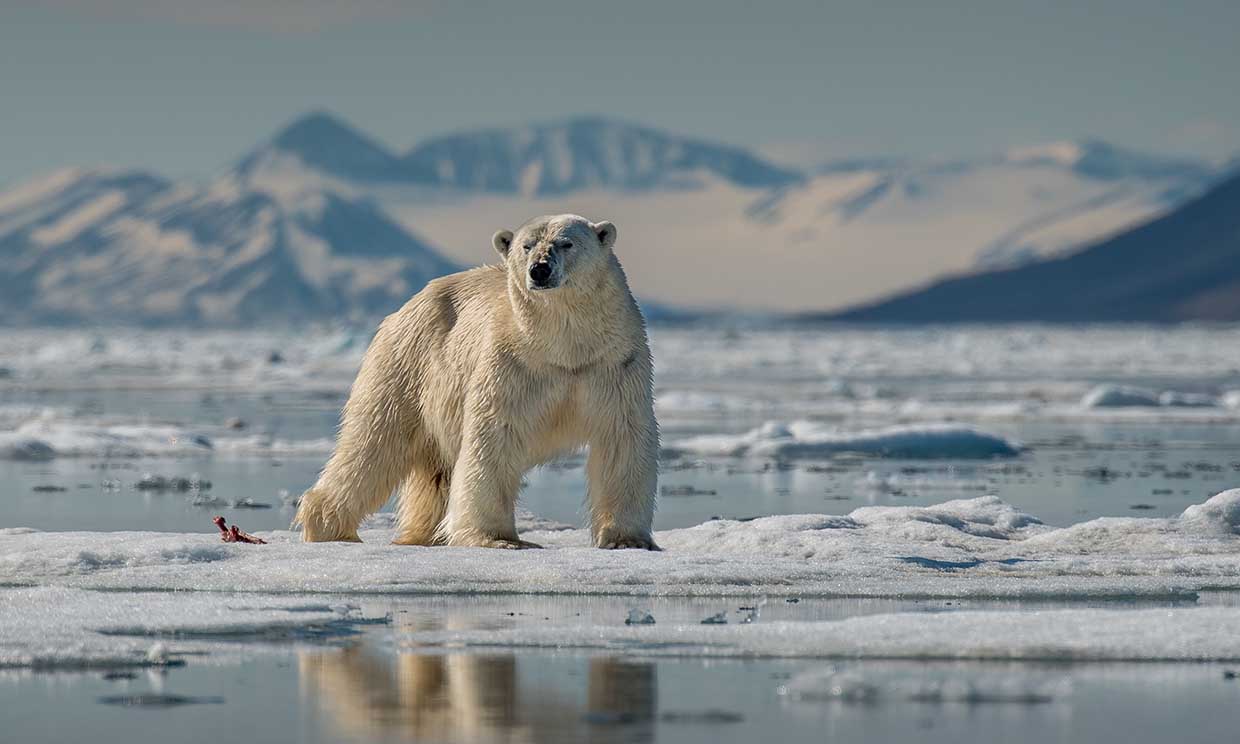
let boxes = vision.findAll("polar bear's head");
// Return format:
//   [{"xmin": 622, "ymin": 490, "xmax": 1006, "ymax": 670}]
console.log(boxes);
[{"xmin": 492, "ymin": 214, "xmax": 617, "ymax": 293}]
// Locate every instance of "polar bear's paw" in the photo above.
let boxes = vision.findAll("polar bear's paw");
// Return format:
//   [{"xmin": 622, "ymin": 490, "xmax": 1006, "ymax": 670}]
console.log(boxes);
[
  {"xmin": 599, "ymin": 535, "xmax": 661, "ymax": 551},
  {"xmin": 445, "ymin": 533, "xmax": 543, "ymax": 549}
]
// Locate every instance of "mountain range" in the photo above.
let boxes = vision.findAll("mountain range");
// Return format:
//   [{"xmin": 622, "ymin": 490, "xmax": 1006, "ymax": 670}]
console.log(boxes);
[
  {"xmin": 0, "ymin": 110, "xmax": 1232, "ymax": 325},
  {"xmin": 237, "ymin": 111, "xmax": 804, "ymax": 195},
  {"xmin": 0, "ymin": 168, "xmax": 457, "ymax": 325},
  {"xmin": 824, "ymin": 169, "xmax": 1240, "ymax": 323}
]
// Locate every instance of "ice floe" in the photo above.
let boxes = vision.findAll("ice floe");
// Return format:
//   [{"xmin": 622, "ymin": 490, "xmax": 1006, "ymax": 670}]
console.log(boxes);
[
  {"xmin": 399, "ymin": 607, "xmax": 1240, "ymax": 661},
  {"xmin": 1081, "ymin": 384, "xmax": 1224, "ymax": 410},
  {"xmin": 0, "ymin": 416, "xmax": 333, "ymax": 460},
  {"xmin": 4, "ymin": 491, "xmax": 1240, "ymax": 600},
  {"xmin": 0, "ymin": 585, "xmax": 377, "ymax": 669},
  {"xmin": 4, "ymin": 493, "xmax": 1240, "ymax": 670},
  {"xmin": 666, "ymin": 422, "xmax": 1022, "ymax": 460}
]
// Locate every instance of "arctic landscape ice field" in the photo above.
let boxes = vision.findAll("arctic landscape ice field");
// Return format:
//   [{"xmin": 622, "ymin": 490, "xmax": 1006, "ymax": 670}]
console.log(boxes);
[{"xmin": 3, "ymin": 323, "xmax": 1240, "ymax": 743}]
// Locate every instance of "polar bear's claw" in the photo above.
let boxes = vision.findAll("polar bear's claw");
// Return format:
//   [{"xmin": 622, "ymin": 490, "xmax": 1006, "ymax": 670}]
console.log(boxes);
[
  {"xmin": 485, "ymin": 538, "xmax": 543, "ymax": 550},
  {"xmin": 600, "ymin": 536, "xmax": 660, "ymax": 551}
]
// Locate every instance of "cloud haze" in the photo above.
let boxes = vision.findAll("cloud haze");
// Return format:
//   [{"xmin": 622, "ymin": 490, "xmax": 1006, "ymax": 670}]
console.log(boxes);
[{"xmin": 42, "ymin": 0, "xmax": 443, "ymax": 33}]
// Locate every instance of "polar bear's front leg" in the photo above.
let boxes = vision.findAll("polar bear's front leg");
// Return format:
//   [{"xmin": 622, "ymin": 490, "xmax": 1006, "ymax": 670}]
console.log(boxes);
[
  {"xmin": 296, "ymin": 353, "xmax": 415, "ymax": 542},
  {"xmin": 436, "ymin": 385, "xmax": 538, "ymax": 549},
  {"xmin": 585, "ymin": 361, "xmax": 660, "ymax": 550},
  {"xmin": 296, "ymin": 402, "xmax": 411, "ymax": 543}
]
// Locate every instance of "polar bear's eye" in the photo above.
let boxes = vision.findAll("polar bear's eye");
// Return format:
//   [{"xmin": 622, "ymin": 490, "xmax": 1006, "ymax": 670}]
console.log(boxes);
[
  {"xmin": 558, "ymin": 240, "xmax": 573, "ymax": 250},
  {"xmin": 523, "ymin": 243, "xmax": 535, "ymax": 253}
]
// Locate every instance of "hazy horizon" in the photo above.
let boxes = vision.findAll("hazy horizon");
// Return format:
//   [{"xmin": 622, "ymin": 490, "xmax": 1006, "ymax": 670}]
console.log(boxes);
[{"xmin": 3, "ymin": 0, "xmax": 1239, "ymax": 188}]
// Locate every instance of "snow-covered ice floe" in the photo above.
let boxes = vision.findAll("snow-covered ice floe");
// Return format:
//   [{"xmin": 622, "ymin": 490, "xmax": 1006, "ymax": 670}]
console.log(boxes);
[
  {"xmin": 0, "ymin": 416, "xmax": 334, "ymax": 460},
  {"xmin": 398, "ymin": 607, "xmax": 1240, "ymax": 662},
  {"xmin": 5, "ymin": 490, "xmax": 1240, "ymax": 668},
  {"xmin": 5, "ymin": 491, "xmax": 1239, "ymax": 600},
  {"xmin": 1081, "ymin": 384, "xmax": 1223, "ymax": 409},
  {"xmin": 665, "ymin": 422, "xmax": 1022, "ymax": 459},
  {"xmin": 0, "ymin": 585, "xmax": 381, "ymax": 669}
]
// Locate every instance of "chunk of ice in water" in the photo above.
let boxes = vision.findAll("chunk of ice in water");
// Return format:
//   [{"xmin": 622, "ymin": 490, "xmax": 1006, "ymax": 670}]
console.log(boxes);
[{"xmin": 625, "ymin": 609, "xmax": 655, "ymax": 625}]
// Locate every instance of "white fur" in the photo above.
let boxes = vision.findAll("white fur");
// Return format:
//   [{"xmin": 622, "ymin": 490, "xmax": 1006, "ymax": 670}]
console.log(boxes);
[{"xmin": 295, "ymin": 214, "xmax": 659, "ymax": 549}]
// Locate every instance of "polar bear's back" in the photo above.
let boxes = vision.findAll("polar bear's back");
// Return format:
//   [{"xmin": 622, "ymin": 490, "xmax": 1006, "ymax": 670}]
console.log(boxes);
[{"xmin": 377, "ymin": 264, "xmax": 509, "ymax": 375}]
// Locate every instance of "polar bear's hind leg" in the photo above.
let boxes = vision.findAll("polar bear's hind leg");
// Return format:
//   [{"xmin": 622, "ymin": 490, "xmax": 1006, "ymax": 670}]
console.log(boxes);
[{"xmin": 393, "ymin": 467, "xmax": 451, "ymax": 545}]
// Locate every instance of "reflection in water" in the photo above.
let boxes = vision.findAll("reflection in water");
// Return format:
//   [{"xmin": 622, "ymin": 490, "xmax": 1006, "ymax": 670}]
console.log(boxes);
[{"xmin": 300, "ymin": 646, "xmax": 656, "ymax": 744}]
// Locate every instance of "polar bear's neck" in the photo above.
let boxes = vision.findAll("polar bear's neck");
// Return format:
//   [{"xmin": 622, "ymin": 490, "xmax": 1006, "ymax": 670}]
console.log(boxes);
[{"xmin": 506, "ymin": 259, "xmax": 638, "ymax": 372}]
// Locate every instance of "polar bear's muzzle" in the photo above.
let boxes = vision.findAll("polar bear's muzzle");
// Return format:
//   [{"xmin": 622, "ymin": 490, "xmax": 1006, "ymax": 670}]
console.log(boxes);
[{"xmin": 527, "ymin": 260, "xmax": 558, "ymax": 290}]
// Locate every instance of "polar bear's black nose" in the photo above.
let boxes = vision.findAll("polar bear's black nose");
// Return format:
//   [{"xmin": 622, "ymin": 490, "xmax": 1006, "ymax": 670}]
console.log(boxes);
[{"xmin": 529, "ymin": 262, "xmax": 553, "ymax": 285}]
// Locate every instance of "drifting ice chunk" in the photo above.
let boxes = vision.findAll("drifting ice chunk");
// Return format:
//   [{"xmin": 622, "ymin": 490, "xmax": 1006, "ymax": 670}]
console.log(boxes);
[
  {"xmin": 668, "ymin": 422, "xmax": 1022, "ymax": 460},
  {"xmin": 625, "ymin": 610, "xmax": 656, "ymax": 625},
  {"xmin": 1181, "ymin": 490, "xmax": 1240, "ymax": 535},
  {"xmin": 1082, "ymin": 385, "xmax": 1223, "ymax": 409},
  {"xmin": 1158, "ymin": 391, "xmax": 1218, "ymax": 408},
  {"xmin": 0, "ymin": 437, "xmax": 56, "ymax": 461},
  {"xmin": 1081, "ymin": 385, "xmax": 1160, "ymax": 408}
]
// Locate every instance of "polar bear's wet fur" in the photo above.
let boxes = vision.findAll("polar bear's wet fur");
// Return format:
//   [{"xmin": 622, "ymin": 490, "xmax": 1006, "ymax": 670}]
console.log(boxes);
[{"xmin": 295, "ymin": 214, "xmax": 659, "ymax": 549}]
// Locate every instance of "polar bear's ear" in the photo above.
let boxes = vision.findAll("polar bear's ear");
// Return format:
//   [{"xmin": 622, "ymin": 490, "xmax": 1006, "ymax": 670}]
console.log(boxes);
[
  {"xmin": 592, "ymin": 221, "xmax": 617, "ymax": 250},
  {"xmin": 492, "ymin": 229, "xmax": 514, "ymax": 257}
]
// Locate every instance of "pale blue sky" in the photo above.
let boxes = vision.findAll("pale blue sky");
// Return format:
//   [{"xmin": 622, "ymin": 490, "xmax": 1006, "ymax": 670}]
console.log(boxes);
[{"xmin": 2, "ymin": 0, "xmax": 1238, "ymax": 187}]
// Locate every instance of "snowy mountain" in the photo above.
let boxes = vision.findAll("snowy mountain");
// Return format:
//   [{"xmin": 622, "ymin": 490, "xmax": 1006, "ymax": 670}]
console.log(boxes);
[
  {"xmin": 399, "ymin": 116, "xmax": 804, "ymax": 194},
  {"xmin": 238, "ymin": 111, "xmax": 803, "ymax": 195},
  {"xmin": 754, "ymin": 139, "xmax": 1217, "ymax": 272},
  {"xmin": 0, "ymin": 111, "xmax": 1227, "ymax": 323},
  {"xmin": 0, "ymin": 168, "xmax": 459, "ymax": 326},
  {"xmin": 236, "ymin": 111, "xmax": 407, "ymax": 184},
  {"xmin": 384, "ymin": 136, "xmax": 1218, "ymax": 312},
  {"xmin": 825, "ymin": 168, "xmax": 1240, "ymax": 322}
]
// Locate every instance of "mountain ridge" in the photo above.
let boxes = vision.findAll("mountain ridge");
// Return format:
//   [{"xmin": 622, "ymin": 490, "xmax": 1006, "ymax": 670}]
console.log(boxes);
[
  {"xmin": 0, "ymin": 168, "xmax": 461, "ymax": 326},
  {"xmin": 820, "ymin": 167, "xmax": 1240, "ymax": 323},
  {"xmin": 238, "ymin": 111, "xmax": 807, "ymax": 194}
]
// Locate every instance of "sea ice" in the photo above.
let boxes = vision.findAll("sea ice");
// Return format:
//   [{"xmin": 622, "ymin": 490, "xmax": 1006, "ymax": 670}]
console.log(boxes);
[
  {"xmin": 666, "ymin": 422, "xmax": 1022, "ymax": 460},
  {"xmin": 1081, "ymin": 385, "xmax": 1161, "ymax": 408},
  {"xmin": 0, "ymin": 585, "xmax": 375, "ymax": 669},
  {"xmin": 0, "ymin": 416, "xmax": 334, "ymax": 460},
  {"xmin": 1082, "ymin": 384, "xmax": 1223, "ymax": 410},
  {"xmin": 4, "ymin": 492, "xmax": 1240, "ymax": 669},
  {"xmin": 1159, "ymin": 391, "xmax": 1219, "ymax": 408},
  {"xmin": 398, "ymin": 607, "xmax": 1240, "ymax": 662},
  {"xmin": 5, "ymin": 491, "xmax": 1240, "ymax": 600}
]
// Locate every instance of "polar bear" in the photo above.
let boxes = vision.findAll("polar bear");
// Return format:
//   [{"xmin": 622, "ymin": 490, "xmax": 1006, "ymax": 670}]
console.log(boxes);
[{"xmin": 295, "ymin": 214, "xmax": 659, "ymax": 550}]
